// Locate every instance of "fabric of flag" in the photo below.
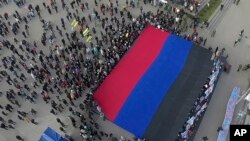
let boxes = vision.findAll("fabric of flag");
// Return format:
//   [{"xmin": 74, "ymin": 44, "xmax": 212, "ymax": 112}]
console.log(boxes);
[{"xmin": 94, "ymin": 25, "xmax": 194, "ymax": 137}]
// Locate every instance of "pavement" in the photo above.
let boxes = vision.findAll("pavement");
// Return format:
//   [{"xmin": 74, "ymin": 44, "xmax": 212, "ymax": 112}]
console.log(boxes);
[
  {"xmin": 207, "ymin": 0, "xmax": 234, "ymax": 32},
  {"xmin": 194, "ymin": 0, "xmax": 250, "ymax": 141}
]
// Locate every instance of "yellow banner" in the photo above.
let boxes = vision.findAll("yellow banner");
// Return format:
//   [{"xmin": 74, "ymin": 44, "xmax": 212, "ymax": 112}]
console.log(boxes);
[
  {"xmin": 71, "ymin": 19, "xmax": 76, "ymax": 26},
  {"xmin": 83, "ymin": 28, "xmax": 89, "ymax": 36},
  {"xmin": 86, "ymin": 35, "xmax": 93, "ymax": 42},
  {"xmin": 73, "ymin": 21, "xmax": 78, "ymax": 27}
]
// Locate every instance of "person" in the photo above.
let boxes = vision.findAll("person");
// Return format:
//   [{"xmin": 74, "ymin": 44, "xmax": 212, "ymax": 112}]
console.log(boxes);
[
  {"xmin": 16, "ymin": 135, "xmax": 24, "ymax": 141},
  {"xmin": 211, "ymin": 30, "xmax": 216, "ymax": 37},
  {"xmin": 220, "ymin": 4, "xmax": 224, "ymax": 10},
  {"xmin": 4, "ymin": 13, "xmax": 8, "ymax": 20},
  {"xmin": 59, "ymin": 127, "xmax": 66, "ymax": 133},
  {"xmin": 1, "ymin": 123, "xmax": 8, "ymax": 130},
  {"xmin": 240, "ymin": 29, "xmax": 244, "ymax": 36},
  {"xmin": 236, "ymin": 0, "xmax": 240, "ymax": 5},
  {"xmin": 140, "ymin": 6, "xmax": 143, "ymax": 13},
  {"xmin": 50, "ymin": 109, "xmax": 57, "ymax": 115},
  {"xmin": 234, "ymin": 40, "xmax": 238, "ymax": 46},
  {"xmin": 56, "ymin": 118, "xmax": 65, "ymax": 127},
  {"xmin": 8, "ymin": 119, "xmax": 16, "ymax": 125},
  {"xmin": 237, "ymin": 36, "xmax": 242, "ymax": 42},
  {"xmin": 80, "ymin": 3, "xmax": 84, "ymax": 11},
  {"xmin": 65, "ymin": 134, "xmax": 74, "ymax": 141},
  {"xmin": 55, "ymin": 5, "xmax": 58, "ymax": 13},
  {"xmin": 42, "ymin": 2, "xmax": 46, "ymax": 8},
  {"xmin": 202, "ymin": 136, "xmax": 208, "ymax": 141},
  {"xmin": 94, "ymin": 0, "xmax": 98, "ymax": 6},
  {"xmin": 47, "ymin": 6, "xmax": 52, "ymax": 14},
  {"xmin": 31, "ymin": 108, "xmax": 37, "ymax": 115},
  {"xmin": 217, "ymin": 126, "xmax": 223, "ymax": 132},
  {"xmin": 203, "ymin": 38, "xmax": 207, "ymax": 46},
  {"xmin": 85, "ymin": 2, "xmax": 89, "ymax": 9},
  {"xmin": 31, "ymin": 119, "xmax": 38, "ymax": 125},
  {"xmin": 0, "ymin": 116, "xmax": 5, "ymax": 123},
  {"xmin": 8, "ymin": 124, "xmax": 15, "ymax": 129},
  {"xmin": 22, "ymin": 31, "xmax": 27, "ymax": 38}
]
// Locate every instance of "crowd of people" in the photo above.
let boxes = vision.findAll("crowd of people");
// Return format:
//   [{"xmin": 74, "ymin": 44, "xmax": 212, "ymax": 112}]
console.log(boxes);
[
  {"xmin": 170, "ymin": 0, "xmax": 201, "ymax": 13},
  {"xmin": 177, "ymin": 58, "xmax": 222, "ymax": 141},
  {"xmin": 0, "ymin": 0, "xmax": 208, "ymax": 141}
]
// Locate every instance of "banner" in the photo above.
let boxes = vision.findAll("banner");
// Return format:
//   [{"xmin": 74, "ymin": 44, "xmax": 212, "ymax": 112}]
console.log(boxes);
[{"xmin": 217, "ymin": 87, "xmax": 240, "ymax": 141}]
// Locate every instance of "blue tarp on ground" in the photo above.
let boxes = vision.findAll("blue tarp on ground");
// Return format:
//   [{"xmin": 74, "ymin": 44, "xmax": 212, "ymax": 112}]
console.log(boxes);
[{"xmin": 39, "ymin": 127, "xmax": 68, "ymax": 141}]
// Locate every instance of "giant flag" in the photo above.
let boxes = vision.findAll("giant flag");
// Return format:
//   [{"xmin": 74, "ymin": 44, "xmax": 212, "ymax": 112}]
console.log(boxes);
[{"xmin": 94, "ymin": 25, "xmax": 194, "ymax": 137}]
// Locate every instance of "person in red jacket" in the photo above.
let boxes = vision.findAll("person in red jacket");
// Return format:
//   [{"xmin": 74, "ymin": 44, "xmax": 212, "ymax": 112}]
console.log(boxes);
[{"xmin": 80, "ymin": 3, "xmax": 84, "ymax": 11}]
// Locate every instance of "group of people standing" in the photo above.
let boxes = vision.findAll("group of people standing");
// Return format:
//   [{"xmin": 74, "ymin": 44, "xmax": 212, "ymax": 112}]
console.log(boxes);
[{"xmin": 0, "ymin": 0, "xmax": 206, "ymax": 141}]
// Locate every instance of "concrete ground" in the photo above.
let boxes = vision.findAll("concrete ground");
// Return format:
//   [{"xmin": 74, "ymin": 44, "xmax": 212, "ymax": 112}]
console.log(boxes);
[{"xmin": 194, "ymin": 0, "xmax": 250, "ymax": 141}]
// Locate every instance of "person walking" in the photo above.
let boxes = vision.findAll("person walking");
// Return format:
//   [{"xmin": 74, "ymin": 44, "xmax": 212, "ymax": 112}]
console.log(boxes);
[
  {"xmin": 47, "ymin": 6, "xmax": 52, "ymax": 14},
  {"xmin": 55, "ymin": 5, "xmax": 58, "ymax": 13},
  {"xmin": 211, "ymin": 30, "xmax": 216, "ymax": 37},
  {"xmin": 0, "ymin": 123, "xmax": 8, "ymax": 130},
  {"xmin": 25, "ymin": 24, "xmax": 29, "ymax": 35},
  {"xmin": 42, "ymin": 2, "xmax": 46, "ymax": 8},
  {"xmin": 203, "ymin": 38, "xmax": 207, "ymax": 46},
  {"xmin": 59, "ymin": 127, "xmax": 66, "ymax": 133},
  {"xmin": 237, "ymin": 64, "xmax": 242, "ymax": 72},
  {"xmin": 16, "ymin": 135, "xmax": 24, "ymax": 141},
  {"xmin": 56, "ymin": 118, "xmax": 65, "ymax": 127},
  {"xmin": 31, "ymin": 108, "xmax": 37, "ymax": 115},
  {"xmin": 217, "ymin": 126, "xmax": 223, "ymax": 132},
  {"xmin": 202, "ymin": 136, "xmax": 208, "ymax": 141},
  {"xmin": 31, "ymin": 119, "xmax": 38, "ymax": 125},
  {"xmin": 22, "ymin": 31, "xmax": 27, "ymax": 38},
  {"xmin": 4, "ymin": 13, "xmax": 9, "ymax": 20},
  {"xmin": 220, "ymin": 4, "xmax": 224, "ymax": 11},
  {"xmin": 236, "ymin": 0, "xmax": 240, "ymax": 5},
  {"xmin": 8, "ymin": 124, "xmax": 15, "ymax": 129},
  {"xmin": 140, "ymin": 6, "xmax": 143, "ymax": 13},
  {"xmin": 85, "ymin": 2, "xmax": 89, "ymax": 9},
  {"xmin": 234, "ymin": 40, "xmax": 238, "ymax": 46},
  {"xmin": 8, "ymin": 119, "xmax": 16, "ymax": 125},
  {"xmin": 240, "ymin": 29, "xmax": 244, "ymax": 36},
  {"xmin": 80, "ymin": 3, "xmax": 84, "ymax": 11},
  {"xmin": 0, "ymin": 116, "xmax": 5, "ymax": 123},
  {"xmin": 116, "ymin": 0, "xmax": 119, "ymax": 6}
]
